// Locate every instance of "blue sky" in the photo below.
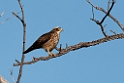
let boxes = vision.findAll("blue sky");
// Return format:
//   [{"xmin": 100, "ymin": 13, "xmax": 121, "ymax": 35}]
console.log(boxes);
[{"xmin": 0, "ymin": 0, "xmax": 124, "ymax": 83}]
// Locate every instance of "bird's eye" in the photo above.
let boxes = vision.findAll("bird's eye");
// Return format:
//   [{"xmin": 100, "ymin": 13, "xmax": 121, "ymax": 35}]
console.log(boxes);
[{"xmin": 56, "ymin": 28, "xmax": 60, "ymax": 31}]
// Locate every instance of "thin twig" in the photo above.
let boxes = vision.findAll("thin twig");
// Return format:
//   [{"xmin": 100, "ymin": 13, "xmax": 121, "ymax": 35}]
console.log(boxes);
[
  {"xmin": 92, "ymin": 6, "xmax": 94, "ymax": 19},
  {"xmin": 18, "ymin": 0, "xmax": 24, "ymax": 21},
  {"xmin": 100, "ymin": 24, "xmax": 108, "ymax": 37},
  {"xmin": 59, "ymin": 44, "xmax": 62, "ymax": 52},
  {"xmin": 87, "ymin": 0, "xmax": 124, "ymax": 31},
  {"xmin": 0, "ymin": 10, "xmax": 6, "ymax": 17},
  {"xmin": 55, "ymin": 44, "xmax": 64, "ymax": 51},
  {"xmin": 107, "ymin": 0, "xmax": 111, "ymax": 11},
  {"xmin": 86, "ymin": 0, "xmax": 96, "ymax": 8},
  {"xmin": 88, "ymin": 0, "xmax": 115, "ymax": 37},
  {"xmin": 91, "ymin": 18, "xmax": 108, "ymax": 37},
  {"xmin": 100, "ymin": 0, "xmax": 115, "ymax": 24},
  {"xmin": 12, "ymin": 12, "xmax": 22, "ymax": 22},
  {"xmin": 1, "ymin": 15, "xmax": 13, "ymax": 25},
  {"xmin": 110, "ymin": 30, "xmax": 116, "ymax": 35},
  {"xmin": 8, "ymin": 67, "xmax": 16, "ymax": 83},
  {"xmin": 0, "ymin": 12, "xmax": 21, "ymax": 25}
]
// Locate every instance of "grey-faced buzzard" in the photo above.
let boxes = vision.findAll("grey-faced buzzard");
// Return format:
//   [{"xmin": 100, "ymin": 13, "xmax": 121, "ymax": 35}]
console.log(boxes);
[{"xmin": 23, "ymin": 26, "xmax": 62, "ymax": 56}]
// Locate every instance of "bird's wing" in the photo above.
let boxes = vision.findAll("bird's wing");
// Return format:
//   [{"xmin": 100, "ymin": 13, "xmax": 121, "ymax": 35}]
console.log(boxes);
[
  {"xmin": 23, "ymin": 32, "xmax": 52, "ymax": 54},
  {"xmin": 32, "ymin": 32, "xmax": 51, "ymax": 48}
]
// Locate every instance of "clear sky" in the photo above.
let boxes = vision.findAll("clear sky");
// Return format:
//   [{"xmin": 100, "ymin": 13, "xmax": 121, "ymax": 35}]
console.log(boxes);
[{"xmin": 0, "ymin": 0, "xmax": 124, "ymax": 83}]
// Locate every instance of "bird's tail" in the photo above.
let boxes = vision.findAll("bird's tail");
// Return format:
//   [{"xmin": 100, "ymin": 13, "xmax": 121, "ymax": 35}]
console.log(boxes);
[{"xmin": 23, "ymin": 46, "xmax": 34, "ymax": 54}]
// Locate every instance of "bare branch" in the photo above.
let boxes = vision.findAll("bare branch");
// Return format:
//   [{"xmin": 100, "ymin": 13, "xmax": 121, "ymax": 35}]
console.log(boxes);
[
  {"xmin": 0, "ymin": 12, "xmax": 21, "ymax": 25},
  {"xmin": 13, "ymin": 0, "xmax": 26, "ymax": 83},
  {"xmin": 0, "ymin": 10, "xmax": 6, "ymax": 17},
  {"xmin": 107, "ymin": 0, "xmax": 111, "ymax": 11},
  {"xmin": 100, "ymin": 0, "xmax": 115, "ymax": 24},
  {"xmin": 14, "ymin": 33, "xmax": 124, "ymax": 66},
  {"xmin": 59, "ymin": 44, "xmax": 62, "ymax": 52},
  {"xmin": 99, "ymin": 24, "xmax": 108, "ymax": 37},
  {"xmin": 91, "ymin": 6, "xmax": 94, "ymax": 19},
  {"xmin": 15, "ymin": 59, "xmax": 21, "ymax": 64},
  {"xmin": 0, "ymin": 15, "xmax": 13, "ymax": 25},
  {"xmin": 9, "ymin": 67, "xmax": 16, "ymax": 83},
  {"xmin": 12, "ymin": 12, "xmax": 22, "ymax": 22},
  {"xmin": 55, "ymin": 44, "xmax": 64, "ymax": 51},
  {"xmin": 18, "ymin": 0, "xmax": 24, "ymax": 21},
  {"xmin": 88, "ymin": 0, "xmax": 120, "ymax": 37},
  {"xmin": 86, "ymin": 0, "xmax": 97, "ymax": 9},
  {"xmin": 88, "ymin": 0, "xmax": 114, "ymax": 37},
  {"xmin": 110, "ymin": 30, "xmax": 117, "ymax": 35},
  {"xmin": 90, "ymin": 18, "xmax": 108, "ymax": 37},
  {"xmin": 87, "ymin": 0, "xmax": 124, "ymax": 31}
]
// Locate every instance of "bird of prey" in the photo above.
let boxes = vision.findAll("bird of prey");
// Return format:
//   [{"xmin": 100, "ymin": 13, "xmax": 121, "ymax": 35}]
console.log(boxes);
[{"xmin": 23, "ymin": 26, "xmax": 62, "ymax": 57}]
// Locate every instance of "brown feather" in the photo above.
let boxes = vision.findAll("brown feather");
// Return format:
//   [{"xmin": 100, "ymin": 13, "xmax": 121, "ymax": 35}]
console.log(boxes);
[{"xmin": 23, "ymin": 32, "xmax": 51, "ymax": 54}]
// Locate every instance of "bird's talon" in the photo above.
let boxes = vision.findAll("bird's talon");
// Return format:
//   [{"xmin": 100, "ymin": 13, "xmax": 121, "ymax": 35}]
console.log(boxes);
[{"xmin": 49, "ymin": 54, "xmax": 56, "ymax": 57}]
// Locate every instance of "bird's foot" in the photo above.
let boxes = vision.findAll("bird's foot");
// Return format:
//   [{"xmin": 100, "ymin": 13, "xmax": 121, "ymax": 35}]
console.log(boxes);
[{"xmin": 49, "ymin": 53, "xmax": 56, "ymax": 57}]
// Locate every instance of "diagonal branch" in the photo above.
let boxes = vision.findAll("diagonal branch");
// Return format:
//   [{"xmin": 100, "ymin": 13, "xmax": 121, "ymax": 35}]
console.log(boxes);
[
  {"xmin": 100, "ymin": 0, "xmax": 115, "ymax": 24},
  {"xmin": 88, "ymin": 0, "xmax": 116, "ymax": 37},
  {"xmin": 0, "ymin": 10, "xmax": 6, "ymax": 17},
  {"xmin": 12, "ymin": 12, "xmax": 22, "ymax": 22},
  {"xmin": 13, "ymin": 33, "xmax": 124, "ymax": 66},
  {"xmin": 87, "ymin": 0, "xmax": 124, "ymax": 31},
  {"xmin": 1, "ymin": 15, "xmax": 13, "ymax": 25},
  {"xmin": 0, "ymin": 12, "xmax": 21, "ymax": 25}
]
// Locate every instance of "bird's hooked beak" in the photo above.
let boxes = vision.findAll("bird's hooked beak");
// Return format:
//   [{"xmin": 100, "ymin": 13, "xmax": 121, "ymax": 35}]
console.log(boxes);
[
  {"xmin": 59, "ymin": 27, "xmax": 63, "ymax": 32},
  {"xmin": 60, "ymin": 28, "xmax": 63, "ymax": 32}
]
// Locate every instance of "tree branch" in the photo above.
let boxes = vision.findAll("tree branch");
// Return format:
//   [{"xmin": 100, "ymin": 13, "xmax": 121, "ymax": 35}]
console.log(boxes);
[
  {"xmin": 107, "ymin": 0, "xmax": 111, "ymax": 11},
  {"xmin": 0, "ymin": 12, "xmax": 21, "ymax": 25},
  {"xmin": 100, "ymin": 0, "xmax": 115, "ymax": 24},
  {"xmin": 14, "ymin": 33, "xmax": 124, "ymax": 66},
  {"xmin": 0, "ymin": 10, "xmax": 6, "ymax": 17},
  {"xmin": 13, "ymin": 0, "xmax": 26, "ymax": 83},
  {"xmin": 87, "ymin": 0, "xmax": 124, "ymax": 31},
  {"xmin": 12, "ymin": 12, "xmax": 22, "ymax": 22},
  {"xmin": 89, "ymin": 0, "xmax": 115, "ymax": 37},
  {"xmin": 18, "ymin": 0, "xmax": 24, "ymax": 21},
  {"xmin": 1, "ymin": 15, "xmax": 13, "ymax": 25},
  {"xmin": 8, "ymin": 67, "xmax": 16, "ymax": 83},
  {"xmin": 90, "ymin": 18, "xmax": 108, "ymax": 37}
]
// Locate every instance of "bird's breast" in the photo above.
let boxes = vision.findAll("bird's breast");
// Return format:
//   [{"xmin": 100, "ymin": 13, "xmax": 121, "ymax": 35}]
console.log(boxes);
[{"xmin": 42, "ymin": 33, "xmax": 60, "ymax": 51}]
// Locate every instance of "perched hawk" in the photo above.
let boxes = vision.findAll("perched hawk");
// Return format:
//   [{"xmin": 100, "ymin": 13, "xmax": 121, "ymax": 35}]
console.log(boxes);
[{"xmin": 23, "ymin": 26, "xmax": 62, "ymax": 56}]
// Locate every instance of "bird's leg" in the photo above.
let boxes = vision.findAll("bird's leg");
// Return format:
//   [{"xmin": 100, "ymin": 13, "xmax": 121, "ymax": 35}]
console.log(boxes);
[{"xmin": 47, "ymin": 51, "xmax": 56, "ymax": 57}]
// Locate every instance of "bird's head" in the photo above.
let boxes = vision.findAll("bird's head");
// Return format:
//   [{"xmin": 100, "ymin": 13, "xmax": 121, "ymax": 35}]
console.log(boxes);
[{"xmin": 52, "ymin": 26, "xmax": 63, "ymax": 34}]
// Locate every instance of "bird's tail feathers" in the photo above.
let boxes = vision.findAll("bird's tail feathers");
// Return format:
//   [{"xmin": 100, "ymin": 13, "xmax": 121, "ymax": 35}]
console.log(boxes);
[{"xmin": 23, "ymin": 46, "xmax": 34, "ymax": 54}]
